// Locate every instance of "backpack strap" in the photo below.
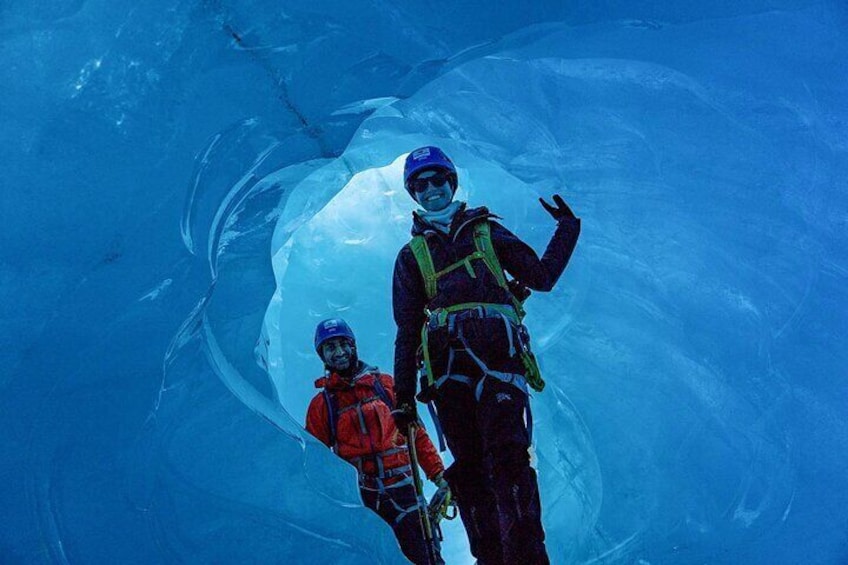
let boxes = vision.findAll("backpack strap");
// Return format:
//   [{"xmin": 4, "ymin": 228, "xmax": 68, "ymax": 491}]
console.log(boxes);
[
  {"xmin": 325, "ymin": 372, "xmax": 417, "ymax": 493},
  {"xmin": 322, "ymin": 389, "xmax": 339, "ymax": 454},
  {"xmin": 472, "ymin": 222, "xmax": 525, "ymax": 319},
  {"xmin": 371, "ymin": 373, "xmax": 394, "ymax": 410},
  {"xmin": 472, "ymin": 222, "xmax": 506, "ymax": 287},
  {"xmin": 409, "ymin": 220, "xmax": 525, "ymax": 318},
  {"xmin": 409, "ymin": 235, "xmax": 437, "ymax": 300},
  {"xmin": 324, "ymin": 370, "xmax": 394, "ymax": 454}
]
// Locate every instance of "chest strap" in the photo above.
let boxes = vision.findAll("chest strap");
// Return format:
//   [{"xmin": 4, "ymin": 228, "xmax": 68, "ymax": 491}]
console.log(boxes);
[{"xmin": 409, "ymin": 221, "xmax": 526, "ymax": 319}]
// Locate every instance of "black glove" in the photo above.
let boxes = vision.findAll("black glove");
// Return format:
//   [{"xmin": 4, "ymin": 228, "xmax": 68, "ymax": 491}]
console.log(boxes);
[
  {"xmin": 539, "ymin": 194, "xmax": 577, "ymax": 222},
  {"xmin": 507, "ymin": 278, "xmax": 531, "ymax": 302},
  {"xmin": 391, "ymin": 403, "xmax": 418, "ymax": 431}
]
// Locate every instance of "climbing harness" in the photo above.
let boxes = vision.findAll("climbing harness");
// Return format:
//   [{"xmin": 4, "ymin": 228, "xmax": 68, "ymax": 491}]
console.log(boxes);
[
  {"xmin": 409, "ymin": 221, "xmax": 545, "ymax": 394},
  {"xmin": 323, "ymin": 370, "xmax": 413, "ymax": 494}
]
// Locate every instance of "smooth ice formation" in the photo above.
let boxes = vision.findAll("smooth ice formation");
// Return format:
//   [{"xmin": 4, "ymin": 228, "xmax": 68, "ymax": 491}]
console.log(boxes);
[{"xmin": 1, "ymin": 1, "xmax": 846, "ymax": 564}]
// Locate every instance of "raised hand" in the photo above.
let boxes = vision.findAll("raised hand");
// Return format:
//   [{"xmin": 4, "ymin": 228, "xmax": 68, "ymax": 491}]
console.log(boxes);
[{"xmin": 539, "ymin": 194, "xmax": 577, "ymax": 222}]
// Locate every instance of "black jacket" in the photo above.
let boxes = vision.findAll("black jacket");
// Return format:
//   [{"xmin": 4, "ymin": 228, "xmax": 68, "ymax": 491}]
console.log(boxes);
[{"xmin": 391, "ymin": 203, "xmax": 581, "ymax": 407}]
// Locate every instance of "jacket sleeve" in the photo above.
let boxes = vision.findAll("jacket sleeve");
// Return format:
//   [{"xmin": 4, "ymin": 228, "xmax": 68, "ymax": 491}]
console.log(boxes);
[
  {"xmin": 392, "ymin": 245, "xmax": 428, "ymax": 408},
  {"xmin": 379, "ymin": 374, "xmax": 397, "ymax": 408},
  {"xmin": 413, "ymin": 426, "xmax": 445, "ymax": 480},
  {"xmin": 491, "ymin": 216, "xmax": 580, "ymax": 291},
  {"xmin": 304, "ymin": 395, "xmax": 332, "ymax": 448}
]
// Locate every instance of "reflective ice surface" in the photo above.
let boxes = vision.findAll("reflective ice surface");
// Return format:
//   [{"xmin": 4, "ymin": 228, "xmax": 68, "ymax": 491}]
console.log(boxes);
[{"xmin": 2, "ymin": 1, "xmax": 846, "ymax": 563}]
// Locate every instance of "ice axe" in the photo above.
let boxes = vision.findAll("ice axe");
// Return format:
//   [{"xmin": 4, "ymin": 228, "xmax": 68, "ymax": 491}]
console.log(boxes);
[{"xmin": 407, "ymin": 422, "xmax": 440, "ymax": 565}]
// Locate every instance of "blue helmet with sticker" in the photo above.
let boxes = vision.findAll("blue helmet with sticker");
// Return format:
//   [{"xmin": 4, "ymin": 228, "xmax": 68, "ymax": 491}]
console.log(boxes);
[
  {"xmin": 314, "ymin": 318, "xmax": 356, "ymax": 354},
  {"xmin": 404, "ymin": 146, "xmax": 457, "ymax": 197}
]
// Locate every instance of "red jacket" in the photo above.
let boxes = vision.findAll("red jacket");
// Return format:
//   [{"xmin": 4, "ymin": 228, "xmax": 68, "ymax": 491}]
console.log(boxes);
[{"xmin": 305, "ymin": 364, "xmax": 444, "ymax": 483}]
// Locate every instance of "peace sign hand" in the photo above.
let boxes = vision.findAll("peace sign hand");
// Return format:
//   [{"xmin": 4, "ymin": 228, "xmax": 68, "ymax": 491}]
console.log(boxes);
[{"xmin": 539, "ymin": 194, "xmax": 577, "ymax": 222}]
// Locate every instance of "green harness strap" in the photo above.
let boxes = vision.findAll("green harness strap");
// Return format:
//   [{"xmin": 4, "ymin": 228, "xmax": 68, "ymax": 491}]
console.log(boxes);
[
  {"xmin": 471, "ymin": 222, "xmax": 526, "ymax": 319},
  {"xmin": 408, "ymin": 221, "xmax": 544, "ymax": 392},
  {"xmin": 409, "ymin": 236, "xmax": 438, "ymax": 300},
  {"xmin": 409, "ymin": 222, "xmax": 523, "ymax": 316}
]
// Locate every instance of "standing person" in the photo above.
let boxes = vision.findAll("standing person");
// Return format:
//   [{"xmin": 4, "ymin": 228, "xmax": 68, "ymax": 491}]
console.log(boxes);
[
  {"xmin": 390, "ymin": 146, "xmax": 581, "ymax": 564},
  {"xmin": 305, "ymin": 318, "xmax": 448, "ymax": 565}
]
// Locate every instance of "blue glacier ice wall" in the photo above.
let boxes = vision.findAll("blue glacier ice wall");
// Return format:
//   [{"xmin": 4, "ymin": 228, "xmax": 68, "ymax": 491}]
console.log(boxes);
[{"xmin": 1, "ymin": 1, "xmax": 847, "ymax": 563}]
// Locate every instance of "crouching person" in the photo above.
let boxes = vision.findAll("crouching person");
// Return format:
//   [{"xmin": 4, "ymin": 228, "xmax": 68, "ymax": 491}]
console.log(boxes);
[{"xmin": 305, "ymin": 318, "xmax": 448, "ymax": 565}]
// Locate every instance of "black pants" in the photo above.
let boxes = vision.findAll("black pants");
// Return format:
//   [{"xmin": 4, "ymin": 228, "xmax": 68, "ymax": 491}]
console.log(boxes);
[
  {"xmin": 360, "ymin": 481, "xmax": 443, "ymax": 565},
  {"xmin": 434, "ymin": 364, "xmax": 549, "ymax": 565}
]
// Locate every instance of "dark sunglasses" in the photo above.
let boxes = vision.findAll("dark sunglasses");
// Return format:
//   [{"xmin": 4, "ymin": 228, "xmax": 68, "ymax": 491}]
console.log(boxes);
[{"xmin": 408, "ymin": 170, "xmax": 452, "ymax": 193}]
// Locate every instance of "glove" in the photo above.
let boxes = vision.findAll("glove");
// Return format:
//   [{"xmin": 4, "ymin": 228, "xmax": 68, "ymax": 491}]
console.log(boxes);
[
  {"xmin": 507, "ymin": 278, "xmax": 531, "ymax": 302},
  {"xmin": 391, "ymin": 403, "xmax": 418, "ymax": 431},
  {"xmin": 395, "ymin": 379, "xmax": 416, "ymax": 415},
  {"xmin": 428, "ymin": 472, "xmax": 452, "ymax": 521},
  {"xmin": 539, "ymin": 194, "xmax": 577, "ymax": 222}
]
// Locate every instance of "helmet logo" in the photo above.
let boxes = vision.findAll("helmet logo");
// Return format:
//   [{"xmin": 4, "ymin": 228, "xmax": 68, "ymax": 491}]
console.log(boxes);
[{"xmin": 314, "ymin": 318, "xmax": 356, "ymax": 353}]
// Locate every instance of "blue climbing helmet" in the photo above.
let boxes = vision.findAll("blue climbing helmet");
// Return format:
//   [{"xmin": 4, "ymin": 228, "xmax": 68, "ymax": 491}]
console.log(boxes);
[
  {"xmin": 314, "ymin": 318, "xmax": 356, "ymax": 354},
  {"xmin": 403, "ymin": 146, "xmax": 458, "ymax": 198}
]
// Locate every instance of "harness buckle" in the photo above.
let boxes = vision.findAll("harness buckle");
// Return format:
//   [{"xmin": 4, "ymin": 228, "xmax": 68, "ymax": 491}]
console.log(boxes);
[{"xmin": 426, "ymin": 308, "xmax": 440, "ymax": 332}]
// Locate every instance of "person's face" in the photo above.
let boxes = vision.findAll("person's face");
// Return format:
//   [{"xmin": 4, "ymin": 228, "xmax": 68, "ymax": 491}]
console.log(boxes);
[
  {"xmin": 412, "ymin": 169, "xmax": 454, "ymax": 212},
  {"xmin": 321, "ymin": 337, "xmax": 353, "ymax": 371}
]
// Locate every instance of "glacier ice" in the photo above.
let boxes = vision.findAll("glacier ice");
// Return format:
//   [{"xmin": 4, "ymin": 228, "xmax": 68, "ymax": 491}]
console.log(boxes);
[{"xmin": 1, "ymin": 1, "xmax": 847, "ymax": 564}]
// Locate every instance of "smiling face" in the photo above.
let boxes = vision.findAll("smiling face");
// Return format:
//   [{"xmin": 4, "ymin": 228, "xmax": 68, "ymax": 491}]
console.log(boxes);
[
  {"xmin": 412, "ymin": 169, "xmax": 455, "ymax": 212},
  {"xmin": 320, "ymin": 337, "xmax": 354, "ymax": 371}
]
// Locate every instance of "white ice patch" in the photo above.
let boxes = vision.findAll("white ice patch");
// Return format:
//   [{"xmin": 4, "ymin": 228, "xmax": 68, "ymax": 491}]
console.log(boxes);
[
  {"xmin": 732, "ymin": 505, "xmax": 762, "ymax": 527},
  {"xmin": 138, "ymin": 278, "xmax": 172, "ymax": 302},
  {"xmin": 331, "ymin": 97, "xmax": 399, "ymax": 116},
  {"xmin": 71, "ymin": 57, "xmax": 103, "ymax": 96}
]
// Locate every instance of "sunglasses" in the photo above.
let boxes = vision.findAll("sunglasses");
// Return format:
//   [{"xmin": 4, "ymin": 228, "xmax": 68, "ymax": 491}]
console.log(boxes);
[{"xmin": 407, "ymin": 170, "xmax": 452, "ymax": 193}]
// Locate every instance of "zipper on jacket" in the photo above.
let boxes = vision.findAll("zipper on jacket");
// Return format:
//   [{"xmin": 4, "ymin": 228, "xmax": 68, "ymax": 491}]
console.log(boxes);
[{"xmin": 452, "ymin": 214, "xmax": 493, "ymax": 243}]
